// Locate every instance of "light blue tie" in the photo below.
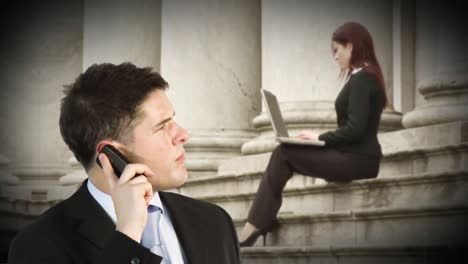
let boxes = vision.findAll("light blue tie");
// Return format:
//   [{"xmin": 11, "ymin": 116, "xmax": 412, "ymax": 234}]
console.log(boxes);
[{"xmin": 141, "ymin": 205, "xmax": 167, "ymax": 261}]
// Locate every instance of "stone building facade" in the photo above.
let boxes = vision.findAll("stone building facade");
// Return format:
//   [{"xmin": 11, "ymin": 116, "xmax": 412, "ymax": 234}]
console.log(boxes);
[{"xmin": 1, "ymin": 0, "xmax": 467, "ymax": 262}]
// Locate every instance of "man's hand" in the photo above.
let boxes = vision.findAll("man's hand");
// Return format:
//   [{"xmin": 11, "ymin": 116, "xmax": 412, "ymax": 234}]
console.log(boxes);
[
  {"xmin": 296, "ymin": 130, "xmax": 320, "ymax": 141},
  {"xmin": 98, "ymin": 153, "xmax": 154, "ymax": 243}
]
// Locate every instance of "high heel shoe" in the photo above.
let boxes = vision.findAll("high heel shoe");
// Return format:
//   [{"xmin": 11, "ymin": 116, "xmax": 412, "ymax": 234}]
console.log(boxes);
[
  {"xmin": 239, "ymin": 229, "xmax": 268, "ymax": 247},
  {"xmin": 239, "ymin": 221, "xmax": 279, "ymax": 247}
]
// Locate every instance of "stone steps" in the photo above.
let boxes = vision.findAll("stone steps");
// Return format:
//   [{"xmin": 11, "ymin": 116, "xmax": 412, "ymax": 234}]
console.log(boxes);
[
  {"xmin": 176, "ymin": 141, "xmax": 468, "ymax": 204},
  {"xmin": 234, "ymin": 205, "xmax": 468, "ymax": 250},
  {"xmin": 174, "ymin": 170, "xmax": 468, "ymax": 220},
  {"xmin": 180, "ymin": 122, "xmax": 468, "ymax": 263},
  {"xmin": 232, "ymin": 204, "xmax": 468, "ymax": 248},
  {"xmin": 215, "ymin": 141, "xmax": 468, "ymax": 182},
  {"xmin": 240, "ymin": 245, "xmax": 468, "ymax": 264}
]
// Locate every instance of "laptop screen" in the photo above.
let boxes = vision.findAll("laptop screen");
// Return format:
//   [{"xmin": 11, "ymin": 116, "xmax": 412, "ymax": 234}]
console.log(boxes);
[{"xmin": 261, "ymin": 89, "xmax": 289, "ymax": 138}]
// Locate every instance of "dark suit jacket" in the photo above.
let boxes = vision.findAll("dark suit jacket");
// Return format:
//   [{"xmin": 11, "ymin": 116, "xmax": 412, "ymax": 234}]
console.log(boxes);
[
  {"xmin": 319, "ymin": 70, "xmax": 386, "ymax": 158},
  {"xmin": 8, "ymin": 180, "xmax": 240, "ymax": 264}
]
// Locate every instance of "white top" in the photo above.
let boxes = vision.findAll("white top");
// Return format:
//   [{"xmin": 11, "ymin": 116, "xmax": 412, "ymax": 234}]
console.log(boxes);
[
  {"xmin": 343, "ymin": 67, "xmax": 363, "ymax": 84},
  {"xmin": 351, "ymin": 67, "xmax": 362, "ymax": 75}
]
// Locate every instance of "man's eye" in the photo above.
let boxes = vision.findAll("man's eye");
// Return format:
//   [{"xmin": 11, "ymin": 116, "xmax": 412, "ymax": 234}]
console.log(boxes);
[{"xmin": 155, "ymin": 122, "xmax": 168, "ymax": 133}]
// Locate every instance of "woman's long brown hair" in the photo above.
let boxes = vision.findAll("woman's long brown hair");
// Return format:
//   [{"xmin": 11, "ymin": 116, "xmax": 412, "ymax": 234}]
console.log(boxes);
[{"xmin": 332, "ymin": 22, "xmax": 388, "ymax": 107}]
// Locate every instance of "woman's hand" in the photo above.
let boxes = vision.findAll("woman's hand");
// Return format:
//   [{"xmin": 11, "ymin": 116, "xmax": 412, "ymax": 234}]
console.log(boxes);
[{"xmin": 296, "ymin": 130, "xmax": 320, "ymax": 141}]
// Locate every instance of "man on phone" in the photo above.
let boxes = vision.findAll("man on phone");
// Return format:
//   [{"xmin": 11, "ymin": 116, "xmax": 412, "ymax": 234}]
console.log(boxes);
[{"xmin": 8, "ymin": 63, "xmax": 240, "ymax": 264}]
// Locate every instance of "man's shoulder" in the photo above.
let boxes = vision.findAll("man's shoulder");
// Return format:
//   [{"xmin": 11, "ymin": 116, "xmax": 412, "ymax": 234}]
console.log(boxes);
[
  {"xmin": 9, "ymin": 197, "xmax": 74, "ymax": 259},
  {"xmin": 13, "ymin": 196, "xmax": 73, "ymax": 238},
  {"xmin": 159, "ymin": 191, "xmax": 238, "ymax": 244},
  {"xmin": 160, "ymin": 192, "xmax": 240, "ymax": 263},
  {"xmin": 159, "ymin": 191, "xmax": 232, "ymax": 222},
  {"xmin": 160, "ymin": 191, "xmax": 224, "ymax": 212}
]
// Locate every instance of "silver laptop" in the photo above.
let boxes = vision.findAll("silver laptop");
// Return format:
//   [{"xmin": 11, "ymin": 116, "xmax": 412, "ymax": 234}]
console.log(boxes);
[{"xmin": 261, "ymin": 89, "xmax": 325, "ymax": 146}]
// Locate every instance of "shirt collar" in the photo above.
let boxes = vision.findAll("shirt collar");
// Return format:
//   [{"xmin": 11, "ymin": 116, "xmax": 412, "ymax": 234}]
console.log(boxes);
[
  {"xmin": 351, "ymin": 67, "xmax": 362, "ymax": 75},
  {"xmin": 87, "ymin": 179, "xmax": 165, "ymax": 224},
  {"xmin": 148, "ymin": 189, "xmax": 165, "ymax": 214}
]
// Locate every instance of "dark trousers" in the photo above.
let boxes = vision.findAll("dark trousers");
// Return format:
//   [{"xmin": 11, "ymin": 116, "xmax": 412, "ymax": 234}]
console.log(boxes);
[{"xmin": 247, "ymin": 144, "xmax": 381, "ymax": 230}]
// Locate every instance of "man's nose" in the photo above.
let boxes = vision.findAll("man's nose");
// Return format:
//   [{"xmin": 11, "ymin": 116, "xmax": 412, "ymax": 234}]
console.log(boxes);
[{"xmin": 172, "ymin": 122, "xmax": 189, "ymax": 145}]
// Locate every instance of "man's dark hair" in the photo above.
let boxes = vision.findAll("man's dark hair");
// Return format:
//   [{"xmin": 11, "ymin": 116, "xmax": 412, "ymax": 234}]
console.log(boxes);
[{"xmin": 59, "ymin": 62, "xmax": 168, "ymax": 172}]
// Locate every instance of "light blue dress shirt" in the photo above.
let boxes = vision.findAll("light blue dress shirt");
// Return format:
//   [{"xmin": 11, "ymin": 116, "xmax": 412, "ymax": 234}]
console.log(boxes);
[{"xmin": 87, "ymin": 179, "xmax": 186, "ymax": 263}]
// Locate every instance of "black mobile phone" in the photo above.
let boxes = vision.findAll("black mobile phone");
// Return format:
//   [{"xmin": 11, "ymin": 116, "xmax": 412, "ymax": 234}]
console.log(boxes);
[{"xmin": 96, "ymin": 145, "xmax": 132, "ymax": 178}]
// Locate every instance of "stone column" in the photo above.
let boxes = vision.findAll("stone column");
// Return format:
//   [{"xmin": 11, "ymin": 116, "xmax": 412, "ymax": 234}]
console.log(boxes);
[
  {"xmin": 392, "ymin": 0, "xmax": 416, "ymax": 114},
  {"xmin": 0, "ymin": 0, "xmax": 83, "ymax": 202},
  {"xmin": 376, "ymin": 1, "xmax": 468, "ymax": 179},
  {"xmin": 82, "ymin": 0, "xmax": 162, "ymax": 69},
  {"xmin": 59, "ymin": 0, "xmax": 164, "ymax": 185},
  {"xmin": 0, "ymin": 154, "xmax": 15, "ymax": 264},
  {"xmin": 242, "ymin": 0, "xmax": 402, "ymax": 155},
  {"xmin": 402, "ymin": 1, "xmax": 468, "ymax": 128},
  {"xmin": 0, "ymin": 154, "xmax": 17, "ymax": 194},
  {"xmin": 160, "ymin": 0, "xmax": 261, "ymax": 177}
]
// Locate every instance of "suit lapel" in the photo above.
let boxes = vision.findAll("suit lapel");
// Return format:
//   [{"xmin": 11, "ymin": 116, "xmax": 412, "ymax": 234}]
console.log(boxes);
[
  {"xmin": 64, "ymin": 180, "xmax": 117, "ymax": 256},
  {"xmin": 159, "ymin": 192, "xmax": 207, "ymax": 264},
  {"xmin": 65, "ymin": 181, "xmax": 208, "ymax": 263}
]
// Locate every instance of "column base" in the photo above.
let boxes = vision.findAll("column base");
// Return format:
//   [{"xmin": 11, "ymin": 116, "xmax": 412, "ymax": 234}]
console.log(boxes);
[
  {"xmin": 0, "ymin": 154, "xmax": 17, "ymax": 186},
  {"xmin": 58, "ymin": 157, "xmax": 87, "ymax": 186},
  {"xmin": 184, "ymin": 129, "xmax": 257, "ymax": 177},
  {"xmin": 1, "ymin": 164, "xmax": 72, "ymax": 202},
  {"xmin": 402, "ymin": 82, "xmax": 468, "ymax": 128},
  {"xmin": 378, "ymin": 121, "xmax": 468, "ymax": 177}
]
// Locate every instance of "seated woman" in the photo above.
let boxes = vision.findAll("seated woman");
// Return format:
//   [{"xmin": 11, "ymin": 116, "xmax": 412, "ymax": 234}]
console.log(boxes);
[{"xmin": 239, "ymin": 21, "xmax": 388, "ymax": 247}]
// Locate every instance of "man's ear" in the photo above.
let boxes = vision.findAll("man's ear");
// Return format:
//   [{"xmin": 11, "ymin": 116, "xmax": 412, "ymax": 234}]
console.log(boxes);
[
  {"xmin": 95, "ymin": 140, "xmax": 129, "ymax": 157},
  {"xmin": 96, "ymin": 139, "xmax": 114, "ymax": 154}
]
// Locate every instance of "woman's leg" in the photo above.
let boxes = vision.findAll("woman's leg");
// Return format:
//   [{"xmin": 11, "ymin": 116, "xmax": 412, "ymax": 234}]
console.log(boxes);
[
  {"xmin": 281, "ymin": 144, "xmax": 381, "ymax": 181},
  {"xmin": 241, "ymin": 144, "xmax": 381, "ymax": 242},
  {"xmin": 247, "ymin": 144, "xmax": 294, "ymax": 230}
]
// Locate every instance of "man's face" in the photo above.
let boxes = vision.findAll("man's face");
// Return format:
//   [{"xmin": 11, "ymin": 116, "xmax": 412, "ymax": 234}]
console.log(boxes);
[{"xmin": 125, "ymin": 90, "xmax": 189, "ymax": 190}]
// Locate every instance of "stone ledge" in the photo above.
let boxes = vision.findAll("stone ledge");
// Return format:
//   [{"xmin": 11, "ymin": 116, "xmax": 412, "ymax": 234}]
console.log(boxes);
[
  {"xmin": 178, "ymin": 169, "xmax": 468, "ymax": 219},
  {"xmin": 241, "ymin": 244, "xmax": 468, "ymax": 256},
  {"xmin": 232, "ymin": 203, "xmax": 468, "ymax": 225},
  {"xmin": 379, "ymin": 121, "xmax": 467, "ymax": 154},
  {"xmin": 217, "ymin": 121, "xmax": 468, "ymax": 177},
  {"xmin": 217, "ymin": 142, "xmax": 468, "ymax": 181},
  {"xmin": 0, "ymin": 198, "xmax": 60, "ymax": 217},
  {"xmin": 192, "ymin": 169, "xmax": 468, "ymax": 202},
  {"xmin": 183, "ymin": 129, "xmax": 257, "ymax": 176},
  {"xmin": 240, "ymin": 245, "xmax": 468, "ymax": 264},
  {"xmin": 383, "ymin": 142, "xmax": 468, "ymax": 158},
  {"xmin": 180, "ymin": 167, "xmax": 468, "ymax": 202},
  {"xmin": 0, "ymin": 184, "xmax": 78, "ymax": 205},
  {"xmin": 180, "ymin": 143, "xmax": 468, "ymax": 197},
  {"xmin": 234, "ymin": 204, "xmax": 468, "ymax": 248}
]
